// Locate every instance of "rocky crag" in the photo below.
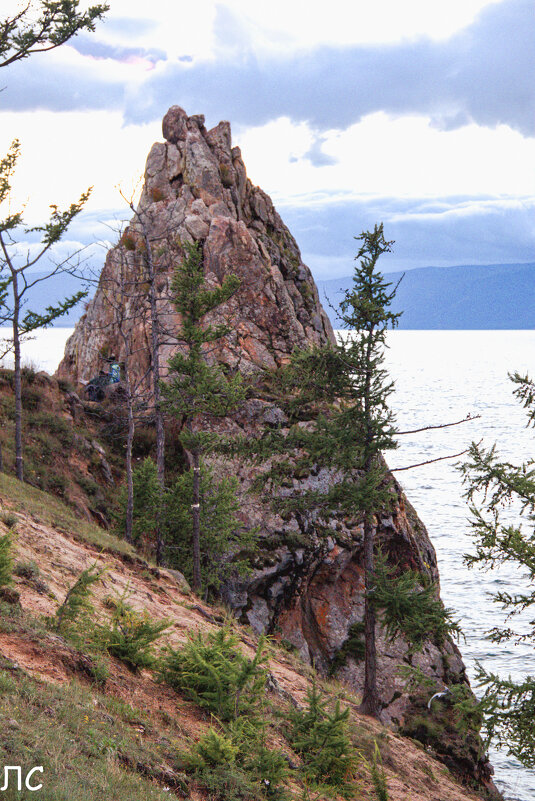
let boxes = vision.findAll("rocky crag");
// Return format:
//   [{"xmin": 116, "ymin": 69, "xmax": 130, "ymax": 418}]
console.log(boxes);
[{"xmin": 58, "ymin": 107, "xmax": 496, "ymax": 793}]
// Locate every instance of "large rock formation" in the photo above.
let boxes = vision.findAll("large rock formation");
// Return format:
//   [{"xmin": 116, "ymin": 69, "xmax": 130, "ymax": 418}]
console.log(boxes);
[
  {"xmin": 58, "ymin": 106, "xmax": 334, "ymax": 385},
  {"xmin": 58, "ymin": 108, "xmax": 495, "ymax": 792}
]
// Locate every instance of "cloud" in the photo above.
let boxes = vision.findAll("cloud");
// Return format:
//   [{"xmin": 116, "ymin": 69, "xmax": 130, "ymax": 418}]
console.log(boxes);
[
  {"xmin": 69, "ymin": 34, "xmax": 166, "ymax": 66},
  {"xmin": 0, "ymin": 0, "xmax": 531, "ymax": 139},
  {"xmin": 278, "ymin": 194, "xmax": 535, "ymax": 277},
  {"xmin": 120, "ymin": 0, "xmax": 534, "ymax": 136},
  {"xmin": 303, "ymin": 137, "xmax": 339, "ymax": 167}
]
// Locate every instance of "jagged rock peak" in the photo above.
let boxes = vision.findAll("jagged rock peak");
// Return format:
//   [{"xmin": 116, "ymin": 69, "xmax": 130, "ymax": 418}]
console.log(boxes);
[{"xmin": 58, "ymin": 106, "xmax": 335, "ymax": 384}]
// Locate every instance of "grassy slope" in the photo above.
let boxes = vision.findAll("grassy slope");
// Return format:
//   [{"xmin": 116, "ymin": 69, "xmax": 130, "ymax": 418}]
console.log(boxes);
[{"xmin": 0, "ymin": 477, "xmax": 487, "ymax": 801}]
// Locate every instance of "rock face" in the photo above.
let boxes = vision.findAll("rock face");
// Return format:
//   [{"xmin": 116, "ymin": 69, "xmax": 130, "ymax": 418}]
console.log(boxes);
[
  {"xmin": 58, "ymin": 106, "xmax": 334, "ymax": 385},
  {"xmin": 58, "ymin": 108, "xmax": 494, "ymax": 791}
]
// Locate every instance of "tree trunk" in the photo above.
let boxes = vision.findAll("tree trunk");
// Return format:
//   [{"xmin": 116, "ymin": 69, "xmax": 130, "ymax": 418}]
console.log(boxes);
[
  {"xmin": 142, "ymin": 229, "xmax": 166, "ymax": 565},
  {"xmin": 360, "ymin": 510, "xmax": 380, "ymax": 717},
  {"xmin": 12, "ymin": 273, "xmax": 23, "ymax": 482},
  {"xmin": 124, "ymin": 367, "xmax": 134, "ymax": 545},
  {"xmin": 359, "ymin": 333, "xmax": 380, "ymax": 718},
  {"xmin": 191, "ymin": 448, "xmax": 201, "ymax": 592}
]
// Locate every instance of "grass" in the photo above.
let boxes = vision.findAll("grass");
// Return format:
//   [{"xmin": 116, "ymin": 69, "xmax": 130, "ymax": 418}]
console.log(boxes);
[
  {"xmin": 0, "ymin": 669, "xmax": 185, "ymax": 801},
  {"xmin": 0, "ymin": 473, "xmax": 136, "ymax": 560}
]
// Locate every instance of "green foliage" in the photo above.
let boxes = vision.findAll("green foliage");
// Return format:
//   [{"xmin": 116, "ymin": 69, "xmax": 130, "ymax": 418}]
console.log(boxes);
[
  {"xmin": 447, "ymin": 683, "xmax": 485, "ymax": 736},
  {"xmin": 193, "ymin": 765, "xmax": 265, "ymax": 801},
  {"xmin": 162, "ymin": 240, "xmax": 245, "ymax": 431},
  {"xmin": 287, "ymin": 685, "xmax": 357, "ymax": 797},
  {"xmin": 0, "ymin": 510, "xmax": 17, "ymax": 529},
  {"xmin": 371, "ymin": 551, "xmax": 462, "ymax": 649},
  {"xmin": 165, "ymin": 461, "xmax": 257, "ymax": 592},
  {"xmin": 365, "ymin": 742, "xmax": 389, "ymax": 801},
  {"xmin": 162, "ymin": 240, "xmax": 246, "ymax": 590},
  {"xmin": 118, "ymin": 458, "xmax": 256, "ymax": 593},
  {"xmin": 329, "ymin": 621, "xmax": 365, "ymax": 674},
  {"xmin": 116, "ymin": 457, "xmax": 161, "ymax": 545},
  {"xmin": 189, "ymin": 728, "xmax": 239, "ymax": 768},
  {"xmin": 460, "ymin": 372, "xmax": 535, "ymax": 767},
  {"xmin": 0, "ymin": 1, "xmax": 109, "ymax": 69},
  {"xmin": 159, "ymin": 627, "xmax": 268, "ymax": 721},
  {"xmin": 53, "ymin": 562, "xmax": 105, "ymax": 633},
  {"xmin": 0, "ymin": 532, "xmax": 13, "ymax": 587},
  {"xmin": 104, "ymin": 593, "xmax": 169, "ymax": 672}
]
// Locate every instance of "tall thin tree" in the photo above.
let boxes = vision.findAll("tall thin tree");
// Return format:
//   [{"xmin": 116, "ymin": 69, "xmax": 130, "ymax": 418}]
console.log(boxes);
[
  {"xmin": 162, "ymin": 240, "xmax": 245, "ymax": 591},
  {"xmin": 0, "ymin": 141, "xmax": 88, "ymax": 481}
]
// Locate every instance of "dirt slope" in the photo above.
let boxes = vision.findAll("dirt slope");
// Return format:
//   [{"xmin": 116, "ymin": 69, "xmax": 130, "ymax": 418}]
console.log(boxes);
[{"xmin": 0, "ymin": 476, "xmax": 493, "ymax": 801}]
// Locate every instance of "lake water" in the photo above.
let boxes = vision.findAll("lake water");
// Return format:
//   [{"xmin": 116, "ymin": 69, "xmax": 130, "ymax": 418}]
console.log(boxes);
[
  {"xmin": 383, "ymin": 330, "xmax": 535, "ymax": 801},
  {"xmin": 3, "ymin": 327, "xmax": 535, "ymax": 799}
]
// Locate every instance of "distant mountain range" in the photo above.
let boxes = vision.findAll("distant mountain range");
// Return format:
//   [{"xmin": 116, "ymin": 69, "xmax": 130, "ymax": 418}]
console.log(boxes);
[
  {"xmin": 318, "ymin": 262, "xmax": 535, "ymax": 329},
  {"xmin": 3, "ymin": 261, "xmax": 535, "ymax": 331}
]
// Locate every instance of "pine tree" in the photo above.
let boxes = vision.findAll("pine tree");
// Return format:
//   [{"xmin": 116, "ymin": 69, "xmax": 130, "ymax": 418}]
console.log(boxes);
[
  {"xmin": 162, "ymin": 240, "xmax": 246, "ymax": 591},
  {"xmin": 288, "ymin": 685, "xmax": 357, "ymax": 796},
  {"xmin": 0, "ymin": 2, "xmax": 108, "ymax": 68},
  {"xmin": 460, "ymin": 371, "xmax": 535, "ymax": 767},
  {"xmin": 244, "ymin": 225, "xmax": 400, "ymax": 718},
  {"xmin": 0, "ymin": 141, "xmax": 88, "ymax": 481},
  {"xmin": 0, "ymin": 0, "xmax": 107, "ymax": 482}
]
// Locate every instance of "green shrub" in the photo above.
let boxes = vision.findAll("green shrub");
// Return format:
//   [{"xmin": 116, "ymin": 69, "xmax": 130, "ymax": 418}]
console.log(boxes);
[
  {"xmin": 0, "ymin": 533, "xmax": 13, "ymax": 587},
  {"xmin": 14, "ymin": 560, "xmax": 39, "ymax": 580},
  {"xmin": 21, "ymin": 384, "xmax": 42, "ymax": 410},
  {"xmin": 115, "ymin": 457, "xmax": 161, "ymax": 546},
  {"xmin": 46, "ymin": 473, "xmax": 68, "ymax": 497},
  {"xmin": 159, "ymin": 628, "xmax": 268, "ymax": 721},
  {"xmin": 190, "ymin": 728, "xmax": 239, "ymax": 768},
  {"xmin": 53, "ymin": 563, "xmax": 105, "ymax": 634},
  {"xmin": 287, "ymin": 685, "xmax": 357, "ymax": 797},
  {"xmin": 165, "ymin": 462, "xmax": 257, "ymax": 593},
  {"xmin": 371, "ymin": 551, "xmax": 462, "ymax": 649},
  {"xmin": 117, "ymin": 458, "xmax": 257, "ymax": 593},
  {"xmin": 27, "ymin": 411, "xmax": 73, "ymax": 447},
  {"xmin": 13, "ymin": 559, "xmax": 48, "ymax": 594},
  {"xmin": 194, "ymin": 765, "xmax": 264, "ymax": 801},
  {"xmin": 76, "ymin": 474, "xmax": 100, "ymax": 497},
  {"xmin": 0, "ymin": 511, "xmax": 17, "ymax": 529},
  {"xmin": 366, "ymin": 742, "xmax": 389, "ymax": 801},
  {"xmin": 105, "ymin": 596, "xmax": 169, "ymax": 672}
]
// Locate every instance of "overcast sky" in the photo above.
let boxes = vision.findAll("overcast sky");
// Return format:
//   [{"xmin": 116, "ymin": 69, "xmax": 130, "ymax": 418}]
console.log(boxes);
[{"xmin": 1, "ymin": 0, "xmax": 534, "ymax": 277}]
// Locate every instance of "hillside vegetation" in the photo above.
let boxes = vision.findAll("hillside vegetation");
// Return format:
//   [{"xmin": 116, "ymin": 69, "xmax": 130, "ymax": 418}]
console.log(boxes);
[{"xmin": 0, "ymin": 468, "xmax": 492, "ymax": 801}]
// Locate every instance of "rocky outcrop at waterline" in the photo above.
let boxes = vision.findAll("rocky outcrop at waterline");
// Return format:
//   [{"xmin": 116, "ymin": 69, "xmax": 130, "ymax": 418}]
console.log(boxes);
[{"xmin": 57, "ymin": 107, "xmax": 498, "ymax": 794}]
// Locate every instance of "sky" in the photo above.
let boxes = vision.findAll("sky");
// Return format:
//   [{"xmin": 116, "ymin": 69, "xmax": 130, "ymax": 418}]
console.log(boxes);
[{"xmin": 1, "ymin": 0, "xmax": 534, "ymax": 277}]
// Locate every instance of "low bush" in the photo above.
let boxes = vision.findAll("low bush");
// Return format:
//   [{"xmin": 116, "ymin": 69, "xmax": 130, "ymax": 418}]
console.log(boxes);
[
  {"xmin": 53, "ymin": 563, "xmax": 105, "ymax": 634},
  {"xmin": 287, "ymin": 685, "xmax": 357, "ymax": 798},
  {"xmin": 159, "ymin": 628, "xmax": 268, "ymax": 721},
  {"xmin": 105, "ymin": 597, "xmax": 169, "ymax": 672},
  {"xmin": 0, "ymin": 532, "xmax": 13, "ymax": 587},
  {"xmin": 0, "ymin": 511, "xmax": 17, "ymax": 529}
]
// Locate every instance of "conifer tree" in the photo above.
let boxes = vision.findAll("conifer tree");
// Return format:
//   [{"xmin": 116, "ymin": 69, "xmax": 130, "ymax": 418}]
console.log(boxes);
[
  {"xmin": 460, "ymin": 372, "xmax": 535, "ymax": 767},
  {"xmin": 249, "ymin": 225, "xmax": 399, "ymax": 717},
  {"xmin": 0, "ymin": 141, "xmax": 88, "ymax": 481},
  {"xmin": 0, "ymin": 1, "xmax": 108, "ymax": 68},
  {"xmin": 0, "ymin": 0, "xmax": 107, "ymax": 481},
  {"xmin": 162, "ymin": 240, "xmax": 246, "ymax": 591},
  {"xmin": 327, "ymin": 224, "xmax": 400, "ymax": 717}
]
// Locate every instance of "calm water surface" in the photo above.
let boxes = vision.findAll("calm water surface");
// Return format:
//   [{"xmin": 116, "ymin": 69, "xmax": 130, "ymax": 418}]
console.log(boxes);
[
  {"xmin": 3, "ymin": 327, "xmax": 535, "ymax": 799},
  {"xmin": 383, "ymin": 330, "xmax": 535, "ymax": 801}
]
